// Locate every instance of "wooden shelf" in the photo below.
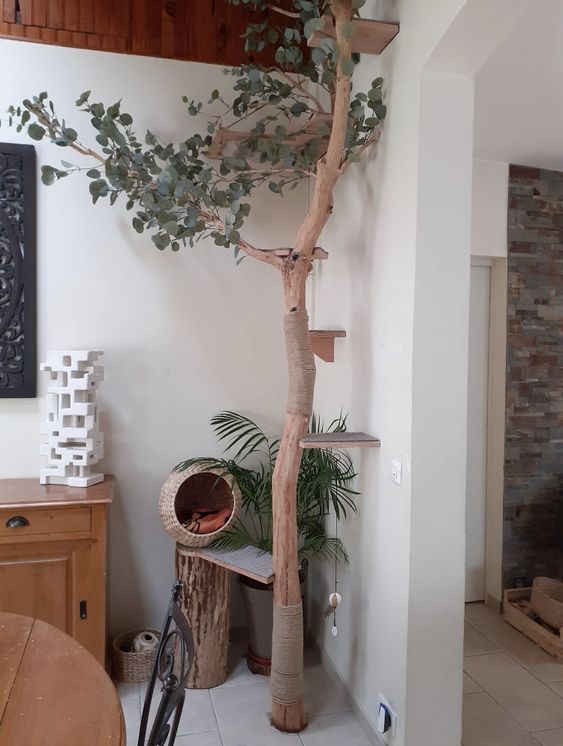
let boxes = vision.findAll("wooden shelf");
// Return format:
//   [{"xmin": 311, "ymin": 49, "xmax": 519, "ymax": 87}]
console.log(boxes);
[
  {"xmin": 308, "ymin": 17, "xmax": 399, "ymax": 56},
  {"xmin": 207, "ymin": 117, "xmax": 332, "ymax": 160},
  {"xmin": 310, "ymin": 330, "xmax": 346, "ymax": 362},
  {"xmin": 181, "ymin": 545, "xmax": 273, "ymax": 585},
  {"xmin": 300, "ymin": 432, "xmax": 381, "ymax": 449},
  {"xmin": 272, "ymin": 247, "xmax": 328, "ymax": 261}
]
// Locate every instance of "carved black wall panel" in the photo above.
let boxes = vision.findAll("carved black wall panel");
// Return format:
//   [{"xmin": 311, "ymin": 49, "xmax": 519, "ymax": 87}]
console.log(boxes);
[{"xmin": 0, "ymin": 143, "xmax": 36, "ymax": 398}]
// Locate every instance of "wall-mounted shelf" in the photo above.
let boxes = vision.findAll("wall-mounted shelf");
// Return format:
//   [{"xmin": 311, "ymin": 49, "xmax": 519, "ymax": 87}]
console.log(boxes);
[
  {"xmin": 207, "ymin": 116, "xmax": 332, "ymax": 160},
  {"xmin": 310, "ymin": 330, "xmax": 346, "ymax": 362},
  {"xmin": 308, "ymin": 17, "xmax": 399, "ymax": 56},
  {"xmin": 300, "ymin": 432, "xmax": 381, "ymax": 449},
  {"xmin": 274, "ymin": 247, "xmax": 328, "ymax": 261},
  {"xmin": 181, "ymin": 545, "xmax": 274, "ymax": 585}
]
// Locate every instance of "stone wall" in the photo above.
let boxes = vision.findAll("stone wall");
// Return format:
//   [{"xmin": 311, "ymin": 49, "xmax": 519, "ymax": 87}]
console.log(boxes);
[{"xmin": 504, "ymin": 165, "xmax": 563, "ymax": 588}]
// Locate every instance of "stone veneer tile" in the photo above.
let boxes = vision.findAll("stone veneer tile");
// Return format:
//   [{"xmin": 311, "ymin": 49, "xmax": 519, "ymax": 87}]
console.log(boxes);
[{"xmin": 504, "ymin": 165, "xmax": 563, "ymax": 588}]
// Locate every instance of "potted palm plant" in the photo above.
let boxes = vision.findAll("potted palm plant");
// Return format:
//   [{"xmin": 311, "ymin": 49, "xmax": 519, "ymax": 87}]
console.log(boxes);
[{"xmin": 176, "ymin": 411, "xmax": 358, "ymax": 673}]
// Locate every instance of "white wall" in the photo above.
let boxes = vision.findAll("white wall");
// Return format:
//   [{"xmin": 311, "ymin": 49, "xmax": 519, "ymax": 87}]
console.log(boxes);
[
  {"xmin": 471, "ymin": 159, "xmax": 508, "ymax": 259},
  {"xmin": 309, "ymin": 2, "xmax": 475, "ymax": 744},
  {"xmin": 310, "ymin": 2, "xmax": 534, "ymax": 744},
  {"xmin": 474, "ymin": 0, "xmax": 563, "ymax": 171},
  {"xmin": 0, "ymin": 39, "xmax": 306, "ymax": 633}
]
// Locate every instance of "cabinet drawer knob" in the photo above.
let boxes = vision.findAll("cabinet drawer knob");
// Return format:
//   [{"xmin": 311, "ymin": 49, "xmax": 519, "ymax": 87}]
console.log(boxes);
[{"xmin": 6, "ymin": 516, "xmax": 30, "ymax": 528}]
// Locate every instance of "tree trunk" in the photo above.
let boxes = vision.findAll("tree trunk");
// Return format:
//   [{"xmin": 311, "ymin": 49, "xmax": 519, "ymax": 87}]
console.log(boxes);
[
  {"xmin": 269, "ymin": 1, "xmax": 353, "ymax": 732},
  {"xmin": 270, "ymin": 305, "xmax": 314, "ymax": 732},
  {"xmin": 176, "ymin": 546, "xmax": 230, "ymax": 688}
]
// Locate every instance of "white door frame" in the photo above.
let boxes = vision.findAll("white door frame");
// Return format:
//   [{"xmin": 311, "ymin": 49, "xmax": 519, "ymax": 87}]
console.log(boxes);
[
  {"xmin": 466, "ymin": 259, "xmax": 492, "ymax": 602},
  {"xmin": 484, "ymin": 257, "xmax": 507, "ymax": 608},
  {"xmin": 466, "ymin": 256, "xmax": 507, "ymax": 609}
]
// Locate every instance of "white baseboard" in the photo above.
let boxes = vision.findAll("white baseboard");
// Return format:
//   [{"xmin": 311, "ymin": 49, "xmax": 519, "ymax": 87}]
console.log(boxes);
[{"xmin": 311, "ymin": 639, "xmax": 386, "ymax": 745}]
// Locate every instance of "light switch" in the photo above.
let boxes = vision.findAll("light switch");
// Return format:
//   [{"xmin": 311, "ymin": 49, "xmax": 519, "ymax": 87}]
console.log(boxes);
[{"xmin": 391, "ymin": 460, "xmax": 402, "ymax": 486}]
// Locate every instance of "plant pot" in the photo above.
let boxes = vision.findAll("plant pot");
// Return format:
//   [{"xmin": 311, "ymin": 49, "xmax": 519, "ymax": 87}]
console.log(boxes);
[{"xmin": 239, "ymin": 563, "xmax": 307, "ymax": 675}]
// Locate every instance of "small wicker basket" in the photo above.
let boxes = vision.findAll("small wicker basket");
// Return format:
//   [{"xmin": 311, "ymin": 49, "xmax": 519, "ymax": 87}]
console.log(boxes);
[
  {"xmin": 159, "ymin": 463, "xmax": 241, "ymax": 548},
  {"xmin": 111, "ymin": 628, "xmax": 160, "ymax": 682},
  {"xmin": 531, "ymin": 577, "xmax": 563, "ymax": 630}
]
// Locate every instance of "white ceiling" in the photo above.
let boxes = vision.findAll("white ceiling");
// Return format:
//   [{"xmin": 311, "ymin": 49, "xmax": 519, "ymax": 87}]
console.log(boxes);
[{"xmin": 474, "ymin": 0, "xmax": 563, "ymax": 170}]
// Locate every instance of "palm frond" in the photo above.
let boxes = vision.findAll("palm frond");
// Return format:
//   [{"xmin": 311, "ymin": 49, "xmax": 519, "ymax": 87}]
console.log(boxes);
[
  {"xmin": 175, "ymin": 410, "xmax": 359, "ymax": 565},
  {"xmin": 211, "ymin": 411, "xmax": 276, "ymax": 464}
]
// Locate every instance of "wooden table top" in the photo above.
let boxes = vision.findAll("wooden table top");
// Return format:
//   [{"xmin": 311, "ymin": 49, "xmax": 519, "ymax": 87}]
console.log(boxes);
[
  {"xmin": 0, "ymin": 476, "xmax": 115, "ymax": 509},
  {"xmin": 0, "ymin": 612, "xmax": 124, "ymax": 745}
]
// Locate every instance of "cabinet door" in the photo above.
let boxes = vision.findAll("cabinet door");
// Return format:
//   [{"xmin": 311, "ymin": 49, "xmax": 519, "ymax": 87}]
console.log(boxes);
[
  {"xmin": 0, "ymin": 550, "xmax": 70, "ymax": 631},
  {"xmin": 0, "ymin": 539, "xmax": 97, "ymax": 658}
]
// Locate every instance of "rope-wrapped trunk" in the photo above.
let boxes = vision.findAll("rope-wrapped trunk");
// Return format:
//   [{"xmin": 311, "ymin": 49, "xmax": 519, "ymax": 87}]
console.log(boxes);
[{"xmin": 271, "ymin": 310, "xmax": 315, "ymax": 731}]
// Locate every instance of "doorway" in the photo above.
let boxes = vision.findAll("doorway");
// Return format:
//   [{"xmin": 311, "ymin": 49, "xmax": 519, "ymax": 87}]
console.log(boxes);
[{"xmin": 466, "ymin": 261, "xmax": 491, "ymax": 602}]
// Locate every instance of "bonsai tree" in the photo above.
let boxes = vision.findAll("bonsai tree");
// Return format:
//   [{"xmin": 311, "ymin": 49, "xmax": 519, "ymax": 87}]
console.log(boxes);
[
  {"xmin": 179, "ymin": 411, "xmax": 359, "ymax": 562},
  {"xmin": 7, "ymin": 0, "xmax": 386, "ymax": 731}
]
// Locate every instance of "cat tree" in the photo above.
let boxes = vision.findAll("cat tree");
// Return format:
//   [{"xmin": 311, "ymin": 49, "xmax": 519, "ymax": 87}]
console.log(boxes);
[{"xmin": 11, "ymin": 0, "xmax": 397, "ymax": 730}]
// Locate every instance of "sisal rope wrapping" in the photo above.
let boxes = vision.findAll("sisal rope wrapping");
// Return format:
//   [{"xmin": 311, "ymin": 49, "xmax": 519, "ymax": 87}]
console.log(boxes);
[
  {"xmin": 271, "ymin": 602, "xmax": 305, "ymax": 706},
  {"xmin": 284, "ymin": 311, "xmax": 316, "ymax": 417}
]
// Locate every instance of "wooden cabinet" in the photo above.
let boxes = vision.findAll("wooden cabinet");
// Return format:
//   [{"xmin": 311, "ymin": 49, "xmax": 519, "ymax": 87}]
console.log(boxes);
[
  {"xmin": 0, "ymin": 477, "xmax": 114, "ymax": 666},
  {"xmin": 0, "ymin": 0, "xmax": 286, "ymax": 64},
  {"xmin": 0, "ymin": 0, "xmax": 129, "ymax": 52}
]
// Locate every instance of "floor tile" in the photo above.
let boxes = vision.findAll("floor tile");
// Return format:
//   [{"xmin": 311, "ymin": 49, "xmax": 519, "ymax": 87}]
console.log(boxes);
[
  {"xmin": 139, "ymin": 683, "xmax": 218, "ymax": 736},
  {"xmin": 464, "ymin": 624, "xmax": 500, "ymax": 657},
  {"xmin": 465, "ymin": 602, "xmax": 502, "ymax": 626},
  {"xmin": 121, "ymin": 696, "xmax": 141, "ymax": 746},
  {"xmin": 463, "ymin": 673, "xmax": 482, "ymax": 694},
  {"xmin": 532, "ymin": 728, "xmax": 563, "ymax": 745},
  {"xmin": 549, "ymin": 681, "xmax": 563, "ymax": 698},
  {"xmin": 300, "ymin": 712, "xmax": 371, "ymax": 746},
  {"xmin": 462, "ymin": 692, "xmax": 539, "ymax": 746},
  {"xmin": 211, "ymin": 682, "xmax": 301, "ymax": 745},
  {"xmin": 473, "ymin": 622, "xmax": 554, "ymax": 666},
  {"xmin": 304, "ymin": 660, "xmax": 351, "ymax": 717},
  {"xmin": 464, "ymin": 653, "xmax": 563, "ymax": 732},
  {"xmin": 217, "ymin": 640, "xmax": 269, "ymax": 690},
  {"xmin": 526, "ymin": 661, "xmax": 563, "ymax": 684},
  {"xmin": 115, "ymin": 681, "xmax": 141, "ymax": 702},
  {"xmin": 175, "ymin": 732, "xmax": 224, "ymax": 746}
]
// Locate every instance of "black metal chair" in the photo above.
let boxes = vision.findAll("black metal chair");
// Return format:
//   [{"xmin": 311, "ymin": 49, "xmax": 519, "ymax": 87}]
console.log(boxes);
[{"xmin": 137, "ymin": 580, "xmax": 195, "ymax": 746}]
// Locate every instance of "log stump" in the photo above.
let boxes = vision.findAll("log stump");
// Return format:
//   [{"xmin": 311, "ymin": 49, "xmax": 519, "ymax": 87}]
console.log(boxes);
[{"xmin": 176, "ymin": 544, "xmax": 230, "ymax": 688}]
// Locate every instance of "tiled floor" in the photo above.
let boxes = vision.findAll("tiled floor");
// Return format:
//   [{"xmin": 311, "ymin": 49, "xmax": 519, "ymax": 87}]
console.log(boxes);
[
  {"xmin": 116, "ymin": 642, "xmax": 374, "ymax": 745},
  {"xmin": 463, "ymin": 602, "xmax": 563, "ymax": 745}
]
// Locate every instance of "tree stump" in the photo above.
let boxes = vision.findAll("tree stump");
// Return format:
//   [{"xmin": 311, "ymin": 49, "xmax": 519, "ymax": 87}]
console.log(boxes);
[{"xmin": 176, "ymin": 544, "xmax": 230, "ymax": 688}]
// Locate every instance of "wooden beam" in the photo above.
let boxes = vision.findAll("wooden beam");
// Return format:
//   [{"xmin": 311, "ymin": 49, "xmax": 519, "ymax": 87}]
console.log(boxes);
[
  {"xmin": 309, "ymin": 330, "xmax": 346, "ymax": 362},
  {"xmin": 300, "ymin": 432, "xmax": 381, "ymax": 449},
  {"xmin": 308, "ymin": 17, "xmax": 399, "ymax": 56}
]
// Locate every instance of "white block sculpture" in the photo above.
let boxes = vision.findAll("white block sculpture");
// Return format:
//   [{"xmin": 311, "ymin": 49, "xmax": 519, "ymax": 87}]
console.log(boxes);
[{"xmin": 40, "ymin": 350, "xmax": 104, "ymax": 487}]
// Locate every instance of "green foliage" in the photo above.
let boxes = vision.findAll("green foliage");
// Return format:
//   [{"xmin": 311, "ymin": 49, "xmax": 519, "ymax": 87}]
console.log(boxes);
[
  {"xmin": 176, "ymin": 411, "xmax": 359, "ymax": 563},
  {"xmin": 5, "ymin": 1, "xmax": 387, "ymax": 258}
]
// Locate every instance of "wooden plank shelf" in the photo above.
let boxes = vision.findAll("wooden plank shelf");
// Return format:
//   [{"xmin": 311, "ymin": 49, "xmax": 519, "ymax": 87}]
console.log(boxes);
[
  {"xmin": 274, "ymin": 247, "xmax": 328, "ymax": 260},
  {"xmin": 308, "ymin": 17, "xmax": 399, "ymax": 56},
  {"xmin": 180, "ymin": 545, "xmax": 274, "ymax": 585},
  {"xmin": 207, "ymin": 116, "xmax": 332, "ymax": 160},
  {"xmin": 310, "ymin": 330, "xmax": 346, "ymax": 362},
  {"xmin": 300, "ymin": 432, "xmax": 381, "ymax": 449}
]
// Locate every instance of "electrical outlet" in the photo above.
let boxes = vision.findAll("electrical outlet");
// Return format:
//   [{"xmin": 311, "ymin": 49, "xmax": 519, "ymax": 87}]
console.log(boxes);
[
  {"xmin": 377, "ymin": 695, "xmax": 397, "ymax": 742},
  {"xmin": 391, "ymin": 460, "xmax": 402, "ymax": 486}
]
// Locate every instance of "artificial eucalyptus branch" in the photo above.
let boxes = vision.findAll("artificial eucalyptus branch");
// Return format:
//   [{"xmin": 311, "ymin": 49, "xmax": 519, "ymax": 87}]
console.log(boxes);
[{"xmin": 6, "ymin": 0, "xmax": 386, "ymax": 731}]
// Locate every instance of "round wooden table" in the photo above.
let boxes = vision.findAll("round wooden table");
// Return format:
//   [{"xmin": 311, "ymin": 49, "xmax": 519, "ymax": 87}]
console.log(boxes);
[{"xmin": 0, "ymin": 612, "xmax": 124, "ymax": 745}]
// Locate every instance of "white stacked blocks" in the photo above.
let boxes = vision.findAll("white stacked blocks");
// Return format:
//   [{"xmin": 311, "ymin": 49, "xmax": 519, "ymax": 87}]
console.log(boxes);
[{"xmin": 40, "ymin": 350, "xmax": 104, "ymax": 487}]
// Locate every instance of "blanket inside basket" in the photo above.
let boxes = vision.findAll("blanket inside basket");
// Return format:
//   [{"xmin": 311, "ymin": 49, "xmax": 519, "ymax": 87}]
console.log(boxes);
[{"xmin": 183, "ymin": 506, "xmax": 231, "ymax": 534}]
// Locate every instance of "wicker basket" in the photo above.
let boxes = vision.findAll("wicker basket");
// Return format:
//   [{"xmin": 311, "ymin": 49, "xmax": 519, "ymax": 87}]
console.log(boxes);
[
  {"xmin": 531, "ymin": 577, "xmax": 563, "ymax": 630},
  {"xmin": 159, "ymin": 463, "xmax": 241, "ymax": 548},
  {"xmin": 111, "ymin": 628, "xmax": 160, "ymax": 682}
]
